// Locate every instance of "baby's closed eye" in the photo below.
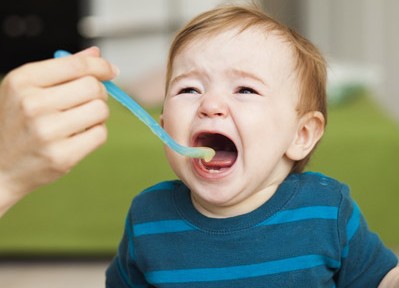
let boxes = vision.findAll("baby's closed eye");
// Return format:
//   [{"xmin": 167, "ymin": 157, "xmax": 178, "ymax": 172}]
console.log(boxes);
[
  {"xmin": 178, "ymin": 87, "xmax": 200, "ymax": 95},
  {"xmin": 236, "ymin": 86, "xmax": 260, "ymax": 95}
]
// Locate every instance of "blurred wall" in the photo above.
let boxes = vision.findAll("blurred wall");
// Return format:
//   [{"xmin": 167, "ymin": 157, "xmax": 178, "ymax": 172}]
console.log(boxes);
[
  {"xmin": 84, "ymin": 0, "xmax": 398, "ymax": 118},
  {"xmin": 84, "ymin": 0, "xmax": 231, "ymax": 106},
  {"xmin": 305, "ymin": 0, "xmax": 399, "ymax": 121}
]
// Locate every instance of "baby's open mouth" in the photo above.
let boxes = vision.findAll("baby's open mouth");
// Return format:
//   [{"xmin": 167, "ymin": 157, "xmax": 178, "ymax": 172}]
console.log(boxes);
[{"xmin": 195, "ymin": 133, "xmax": 238, "ymax": 171}]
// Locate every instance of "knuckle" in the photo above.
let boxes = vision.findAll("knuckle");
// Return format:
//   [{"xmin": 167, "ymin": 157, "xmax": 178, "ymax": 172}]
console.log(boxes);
[
  {"xmin": 20, "ymin": 97, "xmax": 39, "ymax": 117},
  {"xmin": 91, "ymin": 99, "xmax": 110, "ymax": 119},
  {"xmin": 45, "ymin": 147, "xmax": 73, "ymax": 173},
  {"xmin": 69, "ymin": 57, "xmax": 89, "ymax": 74},
  {"xmin": 94, "ymin": 124, "xmax": 108, "ymax": 144},
  {"xmin": 79, "ymin": 76, "xmax": 108, "ymax": 102},
  {"xmin": 30, "ymin": 120, "xmax": 52, "ymax": 143},
  {"xmin": 3, "ymin": 69, "xmax": 24, "ymax": 91},
  {"xmin": 82, "ymin": 76, "xmax": 104, "ymax": 96}
]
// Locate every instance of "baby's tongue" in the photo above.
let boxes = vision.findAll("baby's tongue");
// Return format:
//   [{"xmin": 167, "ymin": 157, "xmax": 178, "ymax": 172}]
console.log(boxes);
[{"xmin": 202, "ymin": 150, "xmax": 236, "ymax": 168}]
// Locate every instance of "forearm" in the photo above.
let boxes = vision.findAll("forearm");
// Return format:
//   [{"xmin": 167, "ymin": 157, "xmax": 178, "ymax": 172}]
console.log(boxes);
[{"xmin": 379, "ymin": 266, "xmax": 399, "ymax": 288}]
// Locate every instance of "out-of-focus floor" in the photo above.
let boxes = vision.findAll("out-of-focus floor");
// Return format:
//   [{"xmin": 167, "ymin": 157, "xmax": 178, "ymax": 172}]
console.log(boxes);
[{"xmin": 0, "ymin": 261, "xmax": 109, "ymax": 288}]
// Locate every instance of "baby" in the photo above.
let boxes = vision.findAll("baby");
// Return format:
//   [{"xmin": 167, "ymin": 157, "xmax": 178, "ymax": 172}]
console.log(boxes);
[{"xmin": 105, "ymin": 4, "xmax": 398, "ymax": 288}]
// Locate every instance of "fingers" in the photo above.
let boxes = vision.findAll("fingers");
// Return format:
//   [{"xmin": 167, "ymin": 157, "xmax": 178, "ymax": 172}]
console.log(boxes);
[
  {"xmin": 44, "ymin": 124, "xmax": 108, "ymax": 174},
  {"xmin": 31, "ymin": 99, "xmax": 109, "ymax": 142},
  {"xmin": 21, "ymin": 76, "xmax": 108, "ymax": 116},
  {"xmin": 9, "ymin": 48, "xmax": 118, "ymax": 88},
  {"xmin": 0, "ymin": 47, "xmax": 116, "ymax": 198}
]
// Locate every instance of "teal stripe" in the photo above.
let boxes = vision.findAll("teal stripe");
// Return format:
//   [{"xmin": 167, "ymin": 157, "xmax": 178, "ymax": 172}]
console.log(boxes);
[
  {"xmin": 146, "ymin": 254, "xmax": 340, "ymax": 284},
  {"xmin": 342, "ymin": 202, "xmax": 361, "ymax": 258},
  {"xmin": 259, "ymin": 206, "xmax": 338, "ymax": 226},
  {"xmin": 135, "ymin": 206, "xmax": 338, "ymax": 237},
  {"xmin": 346, "ymin": 202, "xmax": 360, "ymax": 241},
  {"xmin": 134, "ymin": 220, "xmax": 194, "ymax": 237},
  {"xmin": 126, "ymin": 216, "xmax": 135, "ymax": 260}
]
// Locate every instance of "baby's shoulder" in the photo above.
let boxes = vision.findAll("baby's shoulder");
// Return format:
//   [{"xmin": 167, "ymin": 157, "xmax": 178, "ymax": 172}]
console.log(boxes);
[
  {"xmin": 287, "ymin": 172, "xmax": 351, "ymax": 207},
  {"xmin": 298, "ymin": 171, "xmax": 346, "ymax": 189},
  {"xmin": 134, "ymin": 180, "xmax": 182, "ymax": 203},
  {"xmin": 128, "ymin": 180, "xmax": 184, "ymax": 220}
]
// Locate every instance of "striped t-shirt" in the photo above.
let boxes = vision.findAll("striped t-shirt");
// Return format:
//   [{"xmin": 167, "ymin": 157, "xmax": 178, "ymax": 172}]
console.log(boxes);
[{"xmin": 106, "ymin": 172, "xmax": 397, "ymax": 287}]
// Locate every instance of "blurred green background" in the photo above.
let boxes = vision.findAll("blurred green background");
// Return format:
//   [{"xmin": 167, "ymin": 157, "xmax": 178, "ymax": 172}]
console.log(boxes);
[{"xmin": 0, "ymin": 91, "xmax": 398, "ymax": 257}]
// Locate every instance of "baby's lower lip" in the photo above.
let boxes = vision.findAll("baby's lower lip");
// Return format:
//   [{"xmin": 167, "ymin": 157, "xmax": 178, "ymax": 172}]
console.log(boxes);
[{"xmin": 192, "ymin": 156, "xmax": 236, "ymax": 179}]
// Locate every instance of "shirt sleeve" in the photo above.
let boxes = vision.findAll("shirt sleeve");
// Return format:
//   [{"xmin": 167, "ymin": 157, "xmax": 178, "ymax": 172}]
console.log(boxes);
[
  {"xmin": 334, "ymin": 185, "xmax": 398, "ymax": 287},
  {"xmin": 106, "ymin": 211, "xmax": 149, "ymax": 288}
]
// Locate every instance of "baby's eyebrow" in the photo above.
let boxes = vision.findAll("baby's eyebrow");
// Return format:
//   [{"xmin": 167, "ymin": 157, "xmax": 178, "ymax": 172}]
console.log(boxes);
[
  {"xmin": 170, "ymin": 70, "xmax": 202, "ymax": 86},
  {"xmin": 229, "ymin": 69, "xmax": 268, "ymax": 86},
  {"xmin": 170, "ymin": 69, "xmax": 268, "ymax": 87}
]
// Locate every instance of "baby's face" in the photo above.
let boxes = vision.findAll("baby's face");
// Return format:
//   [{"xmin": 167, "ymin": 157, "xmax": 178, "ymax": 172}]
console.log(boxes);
[{"xmin": 161, "ymin": 28, "xmax": 302, "ymax": 217}]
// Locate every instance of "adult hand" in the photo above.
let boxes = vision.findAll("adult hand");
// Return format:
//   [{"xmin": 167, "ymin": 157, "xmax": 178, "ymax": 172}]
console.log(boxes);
[{"xmin": 0, "ymin": 47, "xmax": 118, "ymax": 216}]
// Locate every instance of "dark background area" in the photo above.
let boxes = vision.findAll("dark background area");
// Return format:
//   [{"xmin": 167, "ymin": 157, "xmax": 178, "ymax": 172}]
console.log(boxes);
[{"xmin": 0, "ymin": 0, "xmax": 86, "ymax": 73}]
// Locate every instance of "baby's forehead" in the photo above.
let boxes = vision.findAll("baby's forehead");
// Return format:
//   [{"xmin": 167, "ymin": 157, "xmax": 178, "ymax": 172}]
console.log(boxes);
[
  {"xmin": 171, "ymin": 28, "xmax": 299, "ymax": 87},
  {"xmin": 177, "ymin": 27, "xmax": 297, "ymax": 69},
  {"xmin": 178, "ymin": 26, "xmax": 294, "ymax": 57}
]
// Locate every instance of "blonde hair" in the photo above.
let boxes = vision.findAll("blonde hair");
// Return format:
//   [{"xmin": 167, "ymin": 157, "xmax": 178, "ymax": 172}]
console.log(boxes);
[{"xmin": 165, "ymin": 4, "xmax": 327, "ymax": 173}]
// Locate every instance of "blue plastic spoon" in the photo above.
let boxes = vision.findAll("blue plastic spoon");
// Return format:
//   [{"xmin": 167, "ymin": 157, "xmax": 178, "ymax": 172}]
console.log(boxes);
[{"xmin": 54, "ymin": 50, "xmax": 215, "ymax": 162}]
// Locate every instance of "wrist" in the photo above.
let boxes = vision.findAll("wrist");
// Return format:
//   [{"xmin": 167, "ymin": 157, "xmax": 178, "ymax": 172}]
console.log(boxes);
[
  {"xmin": 0, "ymin": 191, "xmax": 22, "ymax": 218},
  {"xmin": 0, "ymin": 175, "xmax": 26, "ymax": 217}
]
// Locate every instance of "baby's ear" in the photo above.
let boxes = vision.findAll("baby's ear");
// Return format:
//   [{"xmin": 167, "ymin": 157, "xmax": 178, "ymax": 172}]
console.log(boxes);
[{"xmin": 286, "ymin": 111, "xmax": 325, "ymax": 161}]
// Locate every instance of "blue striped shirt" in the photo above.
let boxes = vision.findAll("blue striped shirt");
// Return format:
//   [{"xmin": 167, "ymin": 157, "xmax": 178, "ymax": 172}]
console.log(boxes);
[{"xmin": 106, "ymin": 172, "xmax": 397, "ymax": 287}]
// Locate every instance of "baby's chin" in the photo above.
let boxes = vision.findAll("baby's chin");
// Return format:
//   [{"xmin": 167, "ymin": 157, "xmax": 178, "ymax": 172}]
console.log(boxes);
[{"xmin": 190, "ymin": 190, "xmax": 242, "ymax": 218}]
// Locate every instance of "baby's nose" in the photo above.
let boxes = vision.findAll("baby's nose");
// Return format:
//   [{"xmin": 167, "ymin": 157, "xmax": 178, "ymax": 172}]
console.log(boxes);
[{"xmin": 197, "ymin": 93, "xmax": 228, "ymax": 118}]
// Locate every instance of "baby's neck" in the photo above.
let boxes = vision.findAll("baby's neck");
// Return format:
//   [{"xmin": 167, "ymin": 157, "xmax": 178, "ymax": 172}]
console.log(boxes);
[{"xmin": 191, "ymin": 183, "xmax": 280, "ymax": 219}]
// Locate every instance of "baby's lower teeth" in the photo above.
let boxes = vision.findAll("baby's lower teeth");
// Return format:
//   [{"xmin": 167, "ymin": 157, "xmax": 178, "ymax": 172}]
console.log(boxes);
[{"xmin": 207, "ymin": 167, "xmax": 222, "ymax": 172}]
